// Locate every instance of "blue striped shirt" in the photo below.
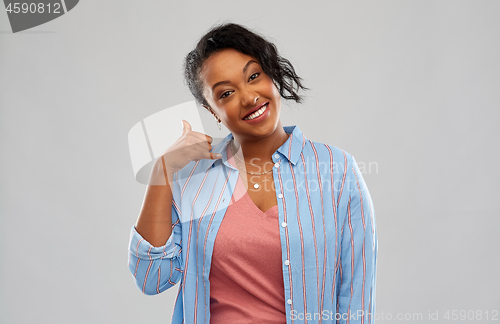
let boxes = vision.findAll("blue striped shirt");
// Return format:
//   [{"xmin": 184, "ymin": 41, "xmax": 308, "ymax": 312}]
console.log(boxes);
[{"xmin": 128, "ymin": 125, "xmax": 378, "ymax": 324}]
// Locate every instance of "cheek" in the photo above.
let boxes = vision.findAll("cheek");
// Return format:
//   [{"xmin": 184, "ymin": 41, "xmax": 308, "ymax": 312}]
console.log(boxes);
[
  {"xmin": 272, "ymin": 84, "xmax": 280, "ymax": 98},
  {"xmin": 213, "ymin": 105, "xmax": 236, "ymax": 123},
  {"xmin": 264, "ymin": 77, "xmax": 280, "ymax": 98},
  {"xmin": 270, "ymin": 84, "xmax": 281, "ymax": 104}
]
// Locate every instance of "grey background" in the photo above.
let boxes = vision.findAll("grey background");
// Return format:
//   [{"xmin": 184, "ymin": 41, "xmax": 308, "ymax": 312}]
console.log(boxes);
[{"xmin": 1, "ymin": 1, "xmax": 499, "ymax": 323}]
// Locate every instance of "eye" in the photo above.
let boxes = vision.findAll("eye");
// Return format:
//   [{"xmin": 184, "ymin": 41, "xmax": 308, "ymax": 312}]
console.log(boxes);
[
  {"xmin": 220, "ymin": 90, "xmax": 232, "ymax": 99},
  {"xmin": 249, "ymin": 73, "xmax": 260, "ymax": 81}
]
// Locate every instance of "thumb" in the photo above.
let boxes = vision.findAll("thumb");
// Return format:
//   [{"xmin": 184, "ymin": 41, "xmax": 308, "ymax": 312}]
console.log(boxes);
[{"xmin": 181, "ymin": 119, "xmax": 192, "ymax": 135}]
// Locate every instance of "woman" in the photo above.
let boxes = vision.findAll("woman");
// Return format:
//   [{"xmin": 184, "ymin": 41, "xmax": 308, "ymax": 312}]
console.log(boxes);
[{"xmin": 128, "ymin": 23, "xmax": 377, "ymax": 324}]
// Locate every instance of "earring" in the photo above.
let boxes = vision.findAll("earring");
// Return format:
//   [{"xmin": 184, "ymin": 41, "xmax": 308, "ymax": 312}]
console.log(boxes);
[{"xmin": 216, "ymin": 118, "xmax": 221, "ymax": 130}]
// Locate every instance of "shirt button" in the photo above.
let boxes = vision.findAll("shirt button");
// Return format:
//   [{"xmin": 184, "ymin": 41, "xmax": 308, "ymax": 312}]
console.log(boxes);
[
  {"xmin": 284, "ymin": 260, "xmax": 290, "ymax": 265},
  {"xmin": 278, "ymin": 193, "xmax": 283, "ymax": 199},
  {"xmin": 281, "ymin": 222, "xmax": 287, "ymax": 228},
  {"xmin": 274, "ymin": 162, "xmax": 279, "ymax": 168},
  {"xmin": 287, "ymin": 299, "xmax": 292, "ymax": 305},
  {"xmin": 274, "ymin": 154, "xmax": 279, "ymax": 159}
]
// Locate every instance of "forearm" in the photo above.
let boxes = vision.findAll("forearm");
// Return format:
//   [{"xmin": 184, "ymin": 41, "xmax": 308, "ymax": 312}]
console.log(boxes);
[{"xmin": 135, "ymin": 157, "xmax": 176, "ymax": 247}]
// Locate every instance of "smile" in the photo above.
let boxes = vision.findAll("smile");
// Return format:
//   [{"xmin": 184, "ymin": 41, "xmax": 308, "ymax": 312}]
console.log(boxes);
[{"xmin": 243, "ymin": 103, "xmax": 269, "ymax": 120}]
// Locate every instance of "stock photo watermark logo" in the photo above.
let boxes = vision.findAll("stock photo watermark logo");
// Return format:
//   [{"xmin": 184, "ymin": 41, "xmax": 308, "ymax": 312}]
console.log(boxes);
[
  {"xmin": 127, "ymin": 101, "xmax": 379, "ymax": 223},
  {"xmin": 3, "ymin": 0, "xmax": 79, "ymax": 33}
]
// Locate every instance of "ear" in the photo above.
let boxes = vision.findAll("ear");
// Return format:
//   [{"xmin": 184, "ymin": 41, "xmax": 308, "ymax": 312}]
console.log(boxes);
[{"xmin": 203, "ymin": 105, "xmax": 216, "ymax": 117}]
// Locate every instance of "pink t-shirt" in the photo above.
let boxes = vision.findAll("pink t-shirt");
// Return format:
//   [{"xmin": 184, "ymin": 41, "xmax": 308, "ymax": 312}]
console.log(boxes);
[{"xmin": 209, "ymin": 145, "xmax": 286, "ymax": 324}]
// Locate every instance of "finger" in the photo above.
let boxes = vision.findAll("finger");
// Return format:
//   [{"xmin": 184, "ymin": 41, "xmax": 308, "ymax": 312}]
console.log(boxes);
[
  {"xmin": 181, "ymin": 119, "xmax": 192, "ymax": 135},
  {"xmin": 209, "ymin": 152, "xmax": 223, "ymax": 160},
  {"xmin": 187, "ymin": 131, "xmax": 212, "ymax": 146},
  {"xmin": 193, "ymin": 147, "xmax": 222, "ymax": 160},
  {"xmin": 192, "ymin": 139, "xmax": 211, "ymax": 152},
  {"xmin": 189, "ymin": 131, "xmax": 212, "ymax": 144}
]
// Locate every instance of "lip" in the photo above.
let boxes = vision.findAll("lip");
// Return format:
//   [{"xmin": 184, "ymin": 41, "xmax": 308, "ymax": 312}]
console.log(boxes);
[
  {"xmin": 242, "ymin": 102, "xmax": 269, "ymax": 119},
  {"xmin": 242, "ymin": 103, "xmax": 270, "ymax": 124}
]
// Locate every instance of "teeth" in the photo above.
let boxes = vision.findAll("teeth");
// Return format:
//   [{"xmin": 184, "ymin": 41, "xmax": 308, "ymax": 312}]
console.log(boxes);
[{"xmin": 244, "ymin": 104, "xmax": 267, "ymax": 120}]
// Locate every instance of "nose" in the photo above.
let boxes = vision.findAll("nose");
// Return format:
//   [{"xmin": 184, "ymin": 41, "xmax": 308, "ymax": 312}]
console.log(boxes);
[{"xmin": 240, "ymin": 87, "xmax": 259, "ymax": 107}]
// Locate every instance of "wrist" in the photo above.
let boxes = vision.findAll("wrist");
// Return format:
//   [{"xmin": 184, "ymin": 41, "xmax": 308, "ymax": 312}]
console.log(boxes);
[{"xmin": 149, "ymin": 156, "xmax": 175, "ymax": 185}]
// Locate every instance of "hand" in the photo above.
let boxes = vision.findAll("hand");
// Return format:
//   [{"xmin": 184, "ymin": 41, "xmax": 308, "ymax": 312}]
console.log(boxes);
[{"xmin": 157, "ymin": 120, "xmax": 222, "ymax": 174}]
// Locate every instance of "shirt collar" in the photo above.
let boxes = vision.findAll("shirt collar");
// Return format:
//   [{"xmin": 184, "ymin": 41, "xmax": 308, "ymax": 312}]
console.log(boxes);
[{"xmin": 200, "ymin": 125, "xmax": 307, "ymax": 172}]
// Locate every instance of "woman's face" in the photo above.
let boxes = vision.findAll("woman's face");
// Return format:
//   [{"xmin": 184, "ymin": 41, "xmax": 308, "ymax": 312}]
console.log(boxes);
[{"xmin": 200, "ymin": 48, "xmax": 282, "ymax": 141}]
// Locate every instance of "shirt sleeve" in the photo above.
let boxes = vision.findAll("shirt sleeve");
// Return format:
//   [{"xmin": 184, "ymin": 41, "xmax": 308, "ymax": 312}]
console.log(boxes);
[
  {"xmin": 337, "ymin": 155, "xmax": 378, "ymax": 324},
  {"xmin": 127, "ymin": 176, "xmax": 184, "ymax": 295}
]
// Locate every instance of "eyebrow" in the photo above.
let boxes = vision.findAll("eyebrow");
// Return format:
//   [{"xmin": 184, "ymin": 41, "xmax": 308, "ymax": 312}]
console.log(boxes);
[{"xmin": 211, "ymin": 60, "xmax": 259, "ymax": 92}]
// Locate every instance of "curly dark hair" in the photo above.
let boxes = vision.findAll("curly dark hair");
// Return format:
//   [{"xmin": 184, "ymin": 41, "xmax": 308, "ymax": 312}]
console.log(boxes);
[{"xmin": 183, "ymin": 23, "xmax": 307, "ymax": 109}]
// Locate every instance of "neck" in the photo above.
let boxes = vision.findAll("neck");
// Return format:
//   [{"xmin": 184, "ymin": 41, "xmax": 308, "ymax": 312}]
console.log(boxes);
[{"xmin": 230, "ymin": 123, "xmax": 289, "ymax": 164}]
